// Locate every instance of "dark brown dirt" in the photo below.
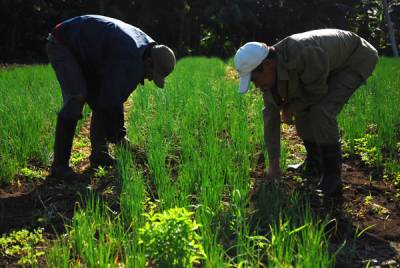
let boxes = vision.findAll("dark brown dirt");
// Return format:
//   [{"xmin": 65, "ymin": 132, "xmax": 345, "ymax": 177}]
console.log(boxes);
[
  {"xmin": 0, "ymin": 168, "xmax": 119, "ymax": 234},
  {"xmin": 249, "ymin": 125, "xmax": 400, "ymax": 267},
  {"xmin": 0, "ymin": 114, "xmax": 121, "ymax": 267},
  {"xmin": 250, "ymin": 156, "xmax": 400, "ymax": 267}
]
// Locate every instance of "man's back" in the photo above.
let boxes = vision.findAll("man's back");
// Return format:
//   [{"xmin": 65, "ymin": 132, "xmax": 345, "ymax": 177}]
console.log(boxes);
[
  {"xmin": 56, "ymin": 15, "xmax": 155, "ymax": 76},
  {"xmin": 274, "ymin": 29, "xmax": 377, "ymax": 78}
]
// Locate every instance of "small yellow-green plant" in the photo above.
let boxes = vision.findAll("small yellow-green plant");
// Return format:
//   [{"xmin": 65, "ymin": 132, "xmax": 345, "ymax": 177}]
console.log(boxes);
[
  {"xmin": 0, "ymin": 228, "xmax": 45, "ymax": 266},
  {"xmin": 93, "ymin": 166, "xmax": 107, "ymax": 178},
  {"xmin": 364, "ymin": 194, "xmax": 390, "ymax": 216},
  {"xmin": 73, "ymin": 135, "xmax": 90, "ymax": 149},
  {"xmin": 364, "ymin": 194, "xmax": 373, "ymax": 206},
  {"xmin": 353, "ymin": 134, "xmax": 380, "ymax": 167},
  {"xmin": 139, "ymin": 207, "xmax": 206, "ymax": 267},
  {"xmin": 70, "ymin": 151, "xmax": 86, "ymax": 165},
  {"xmin": 20, "ymin": 167, "xmax": 44, "ymax": 180},
  {"xmin": 394, "ymin": 172, "xmax": 400, "ymax": 198}
]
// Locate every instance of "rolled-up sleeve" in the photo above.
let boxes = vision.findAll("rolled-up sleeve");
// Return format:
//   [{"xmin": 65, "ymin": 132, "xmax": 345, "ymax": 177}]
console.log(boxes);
[
  {"xmin": 97, "ymin": 104, "xmax": 126, "ymax": 143},
  {"xmin": 288, "ymin": 47, "xmax": 329, "ymax": 113},
  {"xmin": 95, "ymin": 60, "xmax": 143, "ymax": 143},
  {"xmin": 262, "ymin": 91, "xmax": 281, "ymax": 160}
]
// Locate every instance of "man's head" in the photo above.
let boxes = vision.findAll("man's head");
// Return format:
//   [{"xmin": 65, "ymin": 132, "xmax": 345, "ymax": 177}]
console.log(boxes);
[
  {"xmin": 144, "ymin": 44, "xmax": 176, "ymax": 88},
  {"xmin": 234, "ymin": 42, "xmax": 277, "ymax": 93}
]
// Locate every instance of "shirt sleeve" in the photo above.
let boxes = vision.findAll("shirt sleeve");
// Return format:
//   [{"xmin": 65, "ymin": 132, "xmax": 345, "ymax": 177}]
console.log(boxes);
[
  {"xmin": 95, "ymin": 60, "xmax": 144, "ymax": 143},
  {"xmin": 98, "ymin": 104, "xmax": 126, "ymax": 144},
  {"xmin": 287, "ymin": 46, "xmax": 330, "ymax": 113},
  {"xmin": 262, "ymin": 91, "xmax": 281, "ymax": 161},
  {"xmin": 97, "ymin": 59, "xmax": 144, "ymax": 108}
]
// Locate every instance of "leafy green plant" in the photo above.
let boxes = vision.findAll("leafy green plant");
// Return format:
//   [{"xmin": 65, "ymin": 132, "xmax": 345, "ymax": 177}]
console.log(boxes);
[
  {"xmin": 353, "ymin": 134, "xmax": 380, "ymax": 166},
  {"xmin": 394, "ymin": 172, "xmax": 400, "ymax": 197},
  {"xmin": 70, "ymin": 151, "xmax": 86, "ymax": 165},
  {"xmin": 93, "ymin": 166, "xmax": 107, "ymax": 178},
  {"xmin": 73, "ymin": 135, "xmax": 90, "ymax": 149},
  {"xmin": 0, "ymin": 228, "xmax": 45, "ymax": 266},
  {"xmin": 139, "ymin": 207, "xmax": 206, "ymax": 267},
  {"xmin": 364, "ymin": 194, "xmax": 390, "ymax": 216},
  {"xmin": 20, "ymin": 167, "xmax": 44, "ymax": 180},
  {"xmin": 364, "ymin": 194, "xmax": 373, "ymax": 206},
  {"xmin": 370, "ymin": 203, "xmax": 390, "ymax": 216}
]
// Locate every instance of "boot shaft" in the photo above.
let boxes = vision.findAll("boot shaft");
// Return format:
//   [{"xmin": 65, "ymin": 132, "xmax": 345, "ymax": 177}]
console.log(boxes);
[
  {"xmin": 303, "ymin": 141, "xmax": 322, "ymax": 173},
  {"xmin": 317, "ymin": 142, "xmax": 343, "ymax": 196},
  {"xmin": 53, "ymin": 115, "xmax": 78, "ymax": 167},
  {"xmin": 320, "ymin": 143, "xmax": 342, "ymax": 176}
]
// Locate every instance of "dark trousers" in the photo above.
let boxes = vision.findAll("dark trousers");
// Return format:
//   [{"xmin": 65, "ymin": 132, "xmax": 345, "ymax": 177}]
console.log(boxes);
[
  {"xmin": 295, "ymin": 70, "xmax": 366, "ymax": 144},
  {"xmin": 46, "ymin": 36, "xmax": 108, "ymax": 159}
]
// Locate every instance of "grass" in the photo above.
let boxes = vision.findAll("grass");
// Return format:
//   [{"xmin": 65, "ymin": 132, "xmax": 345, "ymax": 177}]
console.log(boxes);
[
  {"xmin": 0, "ymin": 65, "xmax": 91, "ymax": 183},
  {"xmin": 45, "ymin": 57, "xmax": 336, "ymax": 267},
  {"xmin": 0, "ymin": 66, "xmax": 59, "ymax": 182},
  {"xmin": 339, "ymin": 57, "xmax": 400, "ymax": 173},
  {"xmin": 1, "ymin": 56, "xmax": 399, "ymax": 266}
]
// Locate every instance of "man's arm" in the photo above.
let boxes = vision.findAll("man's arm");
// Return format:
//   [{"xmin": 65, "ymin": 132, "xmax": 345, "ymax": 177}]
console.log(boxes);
[
  {"xmin": 262, "ymin": 91, "xmax": 282, "ymax": 179},
  {"xmin": 95, "ymin": 61, "xmax": 142, "ymax": 143},
  {"xmin": 96, "ymin": 104, "xmax": 126, "ymax": 144}
]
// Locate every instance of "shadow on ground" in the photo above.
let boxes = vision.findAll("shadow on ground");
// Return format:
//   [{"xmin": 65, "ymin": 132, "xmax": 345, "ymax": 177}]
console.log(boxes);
[
  {"xmin": 0, "ymin": 166, "xmax": 119, "ymax": 235},
  {"xmin": 250, "ymin": 155, "xmax": 400, "ymax": 267}
]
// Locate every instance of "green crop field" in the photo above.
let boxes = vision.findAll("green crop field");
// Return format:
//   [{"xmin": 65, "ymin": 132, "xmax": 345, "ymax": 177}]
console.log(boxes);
[{"xmin": 0, "ymin": 57, "xmax": 399, "ymax": 267}]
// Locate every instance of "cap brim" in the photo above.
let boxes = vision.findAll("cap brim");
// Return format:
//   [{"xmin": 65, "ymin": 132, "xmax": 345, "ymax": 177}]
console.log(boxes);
[{"xmin": 238, "ymin": 73, "xmax": 251, "ymax": 94}]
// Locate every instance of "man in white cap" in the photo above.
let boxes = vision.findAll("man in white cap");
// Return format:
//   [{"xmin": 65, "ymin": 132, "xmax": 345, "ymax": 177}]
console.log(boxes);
[
  {"xmin": 47, "ymin": 15, "xmax": 176, "ymax": 181},
  {"xmin": 234, "ymin": 29, "xmax": 378, "ymax": 196}
]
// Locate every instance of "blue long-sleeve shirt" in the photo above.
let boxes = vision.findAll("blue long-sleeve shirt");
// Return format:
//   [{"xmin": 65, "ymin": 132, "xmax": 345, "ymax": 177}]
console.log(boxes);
[{"xmin": 54, "ymin": 15, "xmax": 156, "ymax": 142}]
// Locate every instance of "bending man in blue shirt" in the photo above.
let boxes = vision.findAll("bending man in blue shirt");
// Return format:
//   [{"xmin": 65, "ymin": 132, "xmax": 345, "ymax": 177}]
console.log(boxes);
[{"xmin": 46, "ymin": 15, "xmax": 176, "ymax": 181}]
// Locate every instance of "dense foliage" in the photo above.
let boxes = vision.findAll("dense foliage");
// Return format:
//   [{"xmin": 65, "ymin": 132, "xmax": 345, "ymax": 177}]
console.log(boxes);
[{"xmin": 0, "ymin": 0, "xmax": 399, "ymax": 62}]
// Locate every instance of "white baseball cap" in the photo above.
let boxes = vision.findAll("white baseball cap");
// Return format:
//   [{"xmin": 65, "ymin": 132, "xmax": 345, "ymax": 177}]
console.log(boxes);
[{"xmin": 234, "ymin": 42, "xmax": 269, "ymax": 93}]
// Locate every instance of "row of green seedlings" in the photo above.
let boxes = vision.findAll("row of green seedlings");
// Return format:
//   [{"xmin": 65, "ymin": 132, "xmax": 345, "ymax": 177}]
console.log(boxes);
[
  {"xmin": 0, "ymin": 59, "xmax": 338, "ymax": 267},
  {"xmin": 46, "ymin": 149, "xmax": 205, "ymax": 267},
  {"xmin": 0, "ymin": 66, "xmax": 58, "ymax": 182},
  {"xmin": 0, "ymin": 65, "xmax": 91, "ymax": 183},
  {"xmin": 339, "ymin": 57, "xmax": 400, "ymax": 191},
  {"xmin": 45, "ymin": 149, "xmax": 334, "ymax": 267},
  {"xmin": 45, "ymin": 57, "xmax": 336, "ymax": 267}
]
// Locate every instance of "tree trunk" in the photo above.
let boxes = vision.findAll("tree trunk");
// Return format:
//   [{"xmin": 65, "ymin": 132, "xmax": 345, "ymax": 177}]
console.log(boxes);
[
  {"xmin": 383, "ymin": 0, "xmax": 399, "ymax": 56},
  {"xmin": 177, "ymin": 0, "xmax": 189, "ymax": 56}
]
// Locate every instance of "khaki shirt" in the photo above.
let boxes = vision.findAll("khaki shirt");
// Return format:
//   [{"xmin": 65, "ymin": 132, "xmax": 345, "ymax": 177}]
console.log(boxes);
[{"xmin": 262, "ymin": 29, "xmax": 378, "ymax": 160}]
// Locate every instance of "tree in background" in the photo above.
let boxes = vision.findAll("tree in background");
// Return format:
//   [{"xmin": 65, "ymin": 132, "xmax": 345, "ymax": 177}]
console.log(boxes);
[
  {"xmin": 0, "ymin": 0, "xmax": 399, "ymax": 62},
  {"xmin": 383, "ymin": 0, "xmax": 399, "ymax": 56}
]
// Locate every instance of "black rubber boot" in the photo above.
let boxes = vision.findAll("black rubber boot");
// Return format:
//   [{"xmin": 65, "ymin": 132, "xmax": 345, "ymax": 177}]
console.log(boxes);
[
  {"xmin": 317, "ymin": 143, "xmax": 342, "ymax": 197},
  {"xmin": 89, "ymin": 111, "xmax": 116, "ymax": 168},
  {"xmin": 89, "ymin": 153, "xmax": 116, "ymax": 168},
  {"xmin": 50, "ymin": 115, "xmax": 86, "ymax": 181},
  {"xmin": 287, "ymin": 141, "xmax": 322, "ymax": 178}
]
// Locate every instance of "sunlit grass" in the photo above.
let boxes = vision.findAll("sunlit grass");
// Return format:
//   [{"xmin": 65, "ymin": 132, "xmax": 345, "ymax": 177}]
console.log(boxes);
[
  {"xmin": 0, "ymin": 66, "xmax": 59, "ymax": 182},
  {"xmin": 339, "ymin": 57, "xmax": 400, "ymax": 171},
  {"xmin": 0, "ymin": 65, "xmax": 92, "ymax": 183},
  {"xmin": 2, "ymin": 57, "xmax": 399, "ymax": 266}
]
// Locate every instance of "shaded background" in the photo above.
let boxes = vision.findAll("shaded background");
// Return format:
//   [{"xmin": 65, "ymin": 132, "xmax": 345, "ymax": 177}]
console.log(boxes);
[{"xmin": 0, "ymin": 0, "xmax": 399, "ymax": 63}]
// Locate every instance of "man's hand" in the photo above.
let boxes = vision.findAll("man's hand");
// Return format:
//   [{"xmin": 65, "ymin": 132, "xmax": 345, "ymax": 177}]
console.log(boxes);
[
  {"xmin": 281, "ymin": 107, "xmax": 294, "ymax": 124},
  {"xmin": 266, "ymin": 158, "xmax": 281, "ymax": 182}
]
